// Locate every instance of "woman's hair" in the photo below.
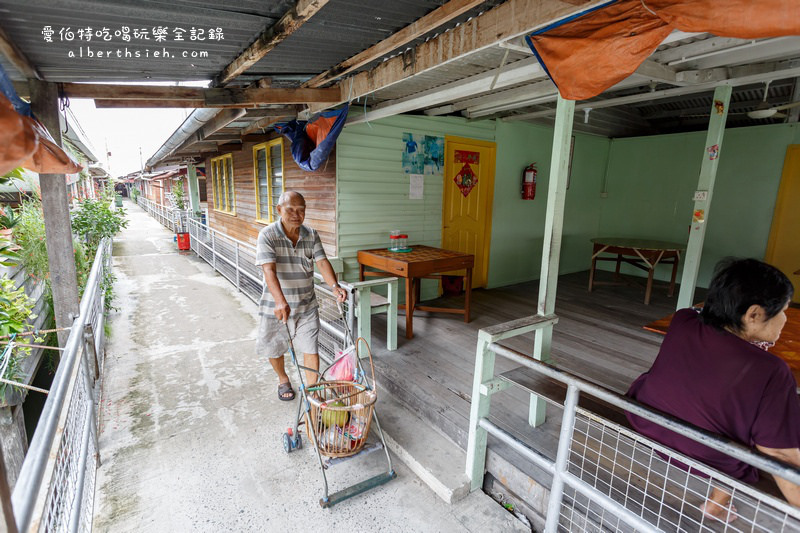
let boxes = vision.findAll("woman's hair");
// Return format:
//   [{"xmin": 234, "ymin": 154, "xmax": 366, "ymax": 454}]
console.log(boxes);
[{"xmin": 700, "ymin": 258, "xmax": 793, "ymax": 332}]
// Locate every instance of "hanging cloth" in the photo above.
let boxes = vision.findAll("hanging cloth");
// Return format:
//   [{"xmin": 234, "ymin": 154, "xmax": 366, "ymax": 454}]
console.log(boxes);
[
  {"xmin": 526, "ymin": 0, "xmax": 800, "ymax": 101},
  {"xmin": 0, "ymin": 63, "xmax": 82, "ymax": 175},
  {"xmin": 274, "ymin": 104, "xmax": 349, "ymax": 172}
]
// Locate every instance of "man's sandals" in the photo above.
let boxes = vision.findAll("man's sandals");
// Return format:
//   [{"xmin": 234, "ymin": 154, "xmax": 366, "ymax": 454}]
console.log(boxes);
[{"xmin": 278, "ymin": 381, "xmax": 295, "ymax": 401}]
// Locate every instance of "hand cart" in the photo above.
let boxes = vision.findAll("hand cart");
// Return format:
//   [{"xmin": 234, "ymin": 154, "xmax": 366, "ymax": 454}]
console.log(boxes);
[{"xmin": 281, "ymin": 308, "xmax": 396, "ymax": 508}]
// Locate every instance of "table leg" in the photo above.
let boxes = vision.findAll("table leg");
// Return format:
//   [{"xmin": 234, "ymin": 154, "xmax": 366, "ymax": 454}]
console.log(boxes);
[
  {"xmin": 645, "ymin": 266, "xmax": 655, "ymax": 305},
  {"xmin": 405, "ymin": 277, "xmax": 414, "ymax": 339},
  {"xmin": 615, "ymin": 254, "xmax": 622, "ymax": 279},
  {"xmin": 359, "ymin": 263, "xmax": 365, "ymax": 282},
  {"xmin": 588, "ymin": 255, "xmax": 597, "ymax": 292},
  {"xmin": 668, "ymin": 254, "xmax": 679, "ymax": 297},
  {"xmin": 464, "ymin": 268, "xmax": 472, "ymax": 323}
]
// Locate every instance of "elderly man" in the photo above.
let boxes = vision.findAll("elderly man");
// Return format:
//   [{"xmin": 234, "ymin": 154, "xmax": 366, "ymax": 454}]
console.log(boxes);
[{"xmin": 255, "ymin": 191, "xmax": 346, "ymax": 401}]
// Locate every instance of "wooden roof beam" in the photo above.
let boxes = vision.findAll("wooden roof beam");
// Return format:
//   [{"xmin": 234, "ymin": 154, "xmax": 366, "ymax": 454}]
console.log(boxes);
[
  {"xmin": 215, "ymin": 0, "xmax": 330, "ymax": 86},
  {"xmin": 15, "ymin": 82, "xmax": 341, "ymax": 106},
  {"xmin": 95, "ymin": 99, "xmax": 205, "ymax": 108},
  {"xmin": 305, "ymin": 0, "xmax": 604, "ymax": 116},
  {"xmin": 203, "ymin": 87, "xmax": 340, "ymax": 106},
  {"xmin": 0, "ymin": 25, "xmax": 41, "ymax": 80},
  {"xmin": 242, "ymin": 113, "xmax": 296, "ymax": 135},
  {"xmin": 304, "ymin": 0, "xmax": 489, "ymax": 88}
]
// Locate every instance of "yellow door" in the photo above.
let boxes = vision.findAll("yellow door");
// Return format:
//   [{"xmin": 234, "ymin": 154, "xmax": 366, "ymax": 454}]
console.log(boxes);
[
  {"xmin": 442, "ymin": 136, "xmax": 496, "ymax": 288},
  {"xmin": 766, "ymin": 144, "xmax": 800, "ymax": 303}
]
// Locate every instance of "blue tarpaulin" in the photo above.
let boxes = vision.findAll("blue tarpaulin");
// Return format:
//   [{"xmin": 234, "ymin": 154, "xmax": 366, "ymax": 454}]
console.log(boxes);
[{"xmin": 274, "ymin": 104, "xmax": 349, "ymax": 172}]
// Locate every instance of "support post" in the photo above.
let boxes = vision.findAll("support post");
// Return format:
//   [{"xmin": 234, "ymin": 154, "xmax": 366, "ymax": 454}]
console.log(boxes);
[
  {"xmin": 29, "ymin": 80, "xmax": 80, "ymax": 348},
  {"xmin": 544, "ymin": 385, "xmax": 580, "ymax": 533},
  {"xmin": 386, "ymin": 278, "xmax": 398, "ymax": 351},
  {"xmin": 530, "ymin": 95, "xmax": 575, "ymax": 427},
  {"xmin": 676, "ymin": 85, "xmax": 731, "ymax": 309},
  {"xmin": 235, "ymin": 243, "xmax": 241, "ymax": 291},
  {"xmin": 186, "ymin": 163, "xmax": 201, "ymax": 214},
  {"xmin": 465, "ymin": 330, "xmax": 496, "ymax": 491},
  {"xmin": 356, "ymin": 287, "xmax": 373, "ymax": 352}
]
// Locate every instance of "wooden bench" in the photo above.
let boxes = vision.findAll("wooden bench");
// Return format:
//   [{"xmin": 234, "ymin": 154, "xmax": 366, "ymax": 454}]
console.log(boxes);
[
  {"xmin": 498, "ymin": 366, "xmax": 631, "ymax": 428},
  {"xmin": 351, "ymin": 277, "xmax": 399, "ymax": 352}
]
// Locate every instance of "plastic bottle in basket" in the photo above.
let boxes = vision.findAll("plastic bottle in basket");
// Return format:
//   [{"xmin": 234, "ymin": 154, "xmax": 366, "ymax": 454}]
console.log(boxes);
[{"xmin": 345, "ymin": 413, "xmax": 367, "ymax": 440}]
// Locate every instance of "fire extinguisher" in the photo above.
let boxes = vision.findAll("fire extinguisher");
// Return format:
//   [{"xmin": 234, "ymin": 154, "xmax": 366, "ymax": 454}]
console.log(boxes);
[{"xmin": 521, "ymin": 163, "xmax": 537, "ymax": 200}]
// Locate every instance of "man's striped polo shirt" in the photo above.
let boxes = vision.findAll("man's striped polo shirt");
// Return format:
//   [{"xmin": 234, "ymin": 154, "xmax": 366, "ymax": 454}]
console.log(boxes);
[{"xmin": 255, "ymin": 221, "xmax": 328, "ymax": 318}]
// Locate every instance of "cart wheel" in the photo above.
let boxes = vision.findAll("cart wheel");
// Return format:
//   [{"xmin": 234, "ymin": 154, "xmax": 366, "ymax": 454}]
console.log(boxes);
[
  {"xmin": 283, "ymin": 433, "xmax": 292, "ymax": 453},
  {"xmin": 293, "ymin": 434, "xmax": 303, "ymax": 450}
]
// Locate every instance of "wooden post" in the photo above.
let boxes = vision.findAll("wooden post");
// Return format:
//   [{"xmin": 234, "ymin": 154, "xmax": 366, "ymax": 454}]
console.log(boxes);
[
  {"xmin": 29, "ymin": 80, "xmax": 80, "ymax": 349},
  {"xmin": 465, "ymin": 330, "xmax": 496, "ymax": 491},
  {"xmin": 356, "ymin": 286, "xmax": 373, "ymax": 352},
  {"xmin": 530, "ymin": 94, "xmax": 575, "ymax": 427},
  {"xmin": 186, "ymin": 163, "xmax": 201, "ymax": 214},
  {"xmin": 677, "ymin": 85, "xmax": 732, "ymax": 309},
  {"xmin": 386, "ymin": 278, "xmax": 398, "ymax": 351}
]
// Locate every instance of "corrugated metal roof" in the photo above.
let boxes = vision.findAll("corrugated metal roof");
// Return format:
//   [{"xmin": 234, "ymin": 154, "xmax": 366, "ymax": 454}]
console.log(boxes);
[
  {"xmin": 0, "ymin": 0, "xmax": 293, "ymax": 81},
  {"xmin": 232, "ymin": 0, "xmax": 506, "ymax": 85},
  {"xmin": 0, "ymin": 0, "xmax": 503, "ymax": 84}
]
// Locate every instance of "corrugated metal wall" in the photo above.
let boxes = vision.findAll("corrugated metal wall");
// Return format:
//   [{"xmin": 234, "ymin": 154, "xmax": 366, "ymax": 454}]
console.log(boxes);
[{"xmin": 336, "ymin": 115, "xmax": 495, "ymax": 299}]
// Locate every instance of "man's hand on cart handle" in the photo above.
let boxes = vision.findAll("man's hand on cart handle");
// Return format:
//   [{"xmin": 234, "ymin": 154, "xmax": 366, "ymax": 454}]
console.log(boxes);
[
  {"xmin": 332, "ymin": 283, "xmax": 347, "ymax": 304},
  {"xmin": 274, "ymin": 300, "xmax": 290, "ymax": 323}
]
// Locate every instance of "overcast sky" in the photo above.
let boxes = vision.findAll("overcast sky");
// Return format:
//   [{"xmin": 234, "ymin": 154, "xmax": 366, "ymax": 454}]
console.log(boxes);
[{"xmin": 67, "ymin": 99, "xmax": 191, "ymax": 177}]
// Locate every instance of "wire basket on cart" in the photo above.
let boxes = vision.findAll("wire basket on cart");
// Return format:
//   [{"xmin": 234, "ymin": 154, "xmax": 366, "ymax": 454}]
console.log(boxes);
[{"xmin": 306, "ymin": 380, "xmax": 377, "ymax": 458}]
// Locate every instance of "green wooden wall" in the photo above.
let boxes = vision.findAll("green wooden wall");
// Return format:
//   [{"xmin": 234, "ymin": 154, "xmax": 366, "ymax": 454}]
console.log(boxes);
[
  {"xmin": 336, "ymin": 113, "xmax": 799, "ymax": 294},
  {"xmin": 599, "ymin": 123, "xmax": 800, "ymax": 287},
  {"xmin": 489, "ymin": 121, "xmax": 610, "ymax": 288},
  {"xmin": 336, "ymin": 115, "xmax": 494, "ymax": 299}
]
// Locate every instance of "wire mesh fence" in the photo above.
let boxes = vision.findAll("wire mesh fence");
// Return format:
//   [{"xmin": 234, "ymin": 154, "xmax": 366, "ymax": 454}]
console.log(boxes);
[
  {"xmin": 136, "ymin": 197, "xmax": 191, "ymax": 233},
  {"xmin": 468, "ymin": 329, "xmax": 800, "ymax": 533},
  {"xmin": 40, "ymin": 362, "xmax": 90, "ymax": 533},
  {"xmin": 11, "ymin": 239, "xmax": 111, "ymax": 532},
  {"xmin": 564, "ymin": 409, "xmax": 800, "ymax": 533}
]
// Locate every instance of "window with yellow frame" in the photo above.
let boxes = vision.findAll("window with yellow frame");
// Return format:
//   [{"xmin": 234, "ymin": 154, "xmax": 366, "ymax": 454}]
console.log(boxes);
[
  {"xmin": 210, "ymin": 154, "xmax": 235, "ymax": 214},
  {"xmin": 253, "ymin": 139, "xmax": 284, "ymax": 223}
]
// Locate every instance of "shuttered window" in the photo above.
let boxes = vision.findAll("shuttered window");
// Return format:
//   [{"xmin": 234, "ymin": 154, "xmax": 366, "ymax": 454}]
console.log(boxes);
[
  {"xmin": 253, "ymin": 139, "xmax": 284, "ymax": 223},
  {"xmin": 211, "ymin": 154, "xmax": 235, "ymax": 214}
]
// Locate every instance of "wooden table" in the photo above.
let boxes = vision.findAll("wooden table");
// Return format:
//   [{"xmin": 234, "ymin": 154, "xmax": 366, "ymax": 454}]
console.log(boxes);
[
  {"xmin": 589, "ymin": 237, "xmax": 685, "ymax": 305},
  {"xmin": 644, "ymin": 307, "xmax": 800, "ymax": 386},
  {"xmin": 358, "ymin": 245, "xmax": 474, "ymax": 339}
]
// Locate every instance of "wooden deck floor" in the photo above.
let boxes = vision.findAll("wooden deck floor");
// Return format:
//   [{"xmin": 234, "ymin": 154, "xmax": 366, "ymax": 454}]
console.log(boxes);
[{"xmin": 366, "ymin": 270, "xmax": 705, "ymax": 490}]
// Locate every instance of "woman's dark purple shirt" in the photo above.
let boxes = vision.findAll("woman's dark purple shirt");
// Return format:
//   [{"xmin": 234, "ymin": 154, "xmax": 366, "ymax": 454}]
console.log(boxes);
[{"xmin": 627, "ymin": 308, "xmax": 800, "ymax": 482}]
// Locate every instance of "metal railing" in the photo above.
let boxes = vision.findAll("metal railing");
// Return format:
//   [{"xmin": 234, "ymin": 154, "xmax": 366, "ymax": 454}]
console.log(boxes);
[
  {"xmin": 466, "ymin": 315, "xmax": 800, "ymax": 532},
  {"xmin": 135, "ymin": 197, "xmax": 398, "ymax": 354},
  {"xmin": 136, "ymin": 196, "xmax": 190, "ymax": 233},
  {"xmin": 185, "ymin": 216, "xmax": 362, "ymax": 364},
  {"xmin": 11, "ymin": 238, "xmax": 112, "ymax": 533}
]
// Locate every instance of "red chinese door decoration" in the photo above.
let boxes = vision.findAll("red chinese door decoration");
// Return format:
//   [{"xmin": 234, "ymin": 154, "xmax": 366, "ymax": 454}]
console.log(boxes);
[{"xmin": 453, "ymin": 150, "xmax": 480, "ymax": 197}]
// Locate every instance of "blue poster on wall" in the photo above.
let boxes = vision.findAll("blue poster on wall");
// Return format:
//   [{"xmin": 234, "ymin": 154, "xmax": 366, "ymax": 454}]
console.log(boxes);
[{"xmin": 401, "ymin": 132, "xmax": 443, "ymax": 175}]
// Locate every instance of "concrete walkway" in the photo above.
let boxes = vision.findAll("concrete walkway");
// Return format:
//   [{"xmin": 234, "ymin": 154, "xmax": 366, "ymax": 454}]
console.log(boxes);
[{"xmin": 93, "ymin": 201, "xmax": 525, "ymax": 532}]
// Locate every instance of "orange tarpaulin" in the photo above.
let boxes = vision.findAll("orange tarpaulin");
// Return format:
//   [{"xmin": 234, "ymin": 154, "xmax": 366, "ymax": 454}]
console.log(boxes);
[
  {"xmin": 527, "ymin": 0, "xmax": 800, "ymax": 101},
  {"xmin": 0, "ymin": 93, "xmax": 82, "ymax": 176}
]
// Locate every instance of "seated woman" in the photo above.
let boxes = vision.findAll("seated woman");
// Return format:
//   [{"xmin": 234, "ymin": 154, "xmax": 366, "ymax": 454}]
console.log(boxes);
[{"xmin": 627, "ymin": 258, "xmax": 799, "ymax": 521}]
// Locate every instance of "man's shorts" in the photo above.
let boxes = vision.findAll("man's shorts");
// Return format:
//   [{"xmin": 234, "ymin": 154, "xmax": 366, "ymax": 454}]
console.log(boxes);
[{"xmin": 256, "ymin": 310, "xmax": 320, "ymax": 358}]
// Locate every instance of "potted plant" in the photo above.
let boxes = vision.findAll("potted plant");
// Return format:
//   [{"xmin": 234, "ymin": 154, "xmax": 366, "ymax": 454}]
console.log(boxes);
[
  {"xmin": 0, "ymin": 206, "xmax": 17, "ymax": 242},
  {"xmin": 173, "ymin": 178, "xmax": 190, "ymax": 250}
]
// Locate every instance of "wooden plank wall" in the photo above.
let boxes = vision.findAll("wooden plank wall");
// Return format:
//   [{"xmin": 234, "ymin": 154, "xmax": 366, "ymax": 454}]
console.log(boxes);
[
  {"xmin": 336, "ymin": 115, "xmax": 495, "ymax": 295},
  {"xmin": 203, "ymin": 134, "xmax": 337, "ymax": 256}
]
